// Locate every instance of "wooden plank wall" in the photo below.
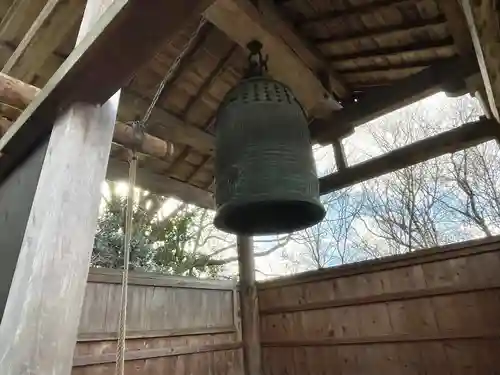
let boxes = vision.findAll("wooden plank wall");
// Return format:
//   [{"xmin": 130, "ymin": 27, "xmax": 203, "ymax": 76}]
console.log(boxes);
[
  {"xmin": 72, "ymin": 268, "xmax": 243, "ymax": 375},
  {"xmin": 258, "ymin": 236, "xmax": 500, "ymax": 374}
]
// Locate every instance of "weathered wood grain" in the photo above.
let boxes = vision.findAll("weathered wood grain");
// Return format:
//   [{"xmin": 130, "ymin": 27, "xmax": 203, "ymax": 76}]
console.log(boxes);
[
  {"xmin": 0, "ymin": 0, "xmax": 120, "ymax": 374},
  {"xmin": 257, "ymin": 235, "xmax": 500, "ymax": 374}
]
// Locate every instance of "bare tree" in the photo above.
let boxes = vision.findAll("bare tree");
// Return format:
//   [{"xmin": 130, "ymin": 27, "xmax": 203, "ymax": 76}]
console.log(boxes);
[
  {"xmin": 186, "ymin": 207, "xmax": 292, "ymax": 273},
  {"xmin": 289, "ymin": 187, "xmax": 365, "ymax": 269},
  {"xmin": 351, "ymin": 95, "xmax": 489, "ymax": 254}
]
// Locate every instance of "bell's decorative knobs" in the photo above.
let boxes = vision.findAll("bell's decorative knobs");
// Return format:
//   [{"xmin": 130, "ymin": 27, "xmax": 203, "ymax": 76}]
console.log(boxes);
[{"xmin": 213, "ymin": 41, "xmax": 326, "ymax": 235}]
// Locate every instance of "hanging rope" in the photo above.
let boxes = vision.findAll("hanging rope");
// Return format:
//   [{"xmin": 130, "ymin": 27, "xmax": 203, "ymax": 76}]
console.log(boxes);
[
  {"xmin": 141, "ymin": 16, "xmax": 208, "ymax": 127},
  {"xmin": 113, "ymin": 16, "xmax": 208, "ymax": 375},
  {"xmin": 114, "ymin": 147, "xmax": 137, "ymax": 375}
]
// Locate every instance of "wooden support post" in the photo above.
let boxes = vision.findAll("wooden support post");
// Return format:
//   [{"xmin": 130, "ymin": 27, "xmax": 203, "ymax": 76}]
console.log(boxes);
[
  {"xmin": 332, "ymin": 138, "xmax": 347, "ymax": 171},
  {"xmin": 0, "ymin": 0, "xmax": 119, "ymax": 373},
  {"xmin": 237, "ymin": 235, "xmax": 262, "ymax": 375}
]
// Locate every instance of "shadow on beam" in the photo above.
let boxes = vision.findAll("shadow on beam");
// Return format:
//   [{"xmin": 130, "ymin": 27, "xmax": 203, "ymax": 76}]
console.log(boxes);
[{"xmin": 319, "ymin": 117, "xmax": 498, "ymax": 195}]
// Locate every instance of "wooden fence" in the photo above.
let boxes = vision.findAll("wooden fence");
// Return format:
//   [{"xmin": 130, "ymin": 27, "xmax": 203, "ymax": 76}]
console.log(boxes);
[
  {"xmin": 258, "ymin": 236, "xmax": 500, "ymax": 374},
  {"xmin": 72, "ymin": 268, "xmax": 243, "ymax": 375}
]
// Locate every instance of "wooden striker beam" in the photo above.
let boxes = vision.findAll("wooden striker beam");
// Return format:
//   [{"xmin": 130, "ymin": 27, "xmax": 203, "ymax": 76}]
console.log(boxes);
[
  {"xmin": 0, "ymin": 72, "xmax": 175, "ymax": 159},
  {"xmin": 319, "ymin": 118, "xmax": 497, "ymax": 194},
  {"xmin": 0, "ymin": 73, "xmax": 215, "ymax": 208}
]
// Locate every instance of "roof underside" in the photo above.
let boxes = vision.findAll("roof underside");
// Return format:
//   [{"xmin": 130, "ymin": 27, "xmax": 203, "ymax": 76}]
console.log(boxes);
[{"xmin": 0, "ymin": 0, "xmax": 477, "ymax": 207}]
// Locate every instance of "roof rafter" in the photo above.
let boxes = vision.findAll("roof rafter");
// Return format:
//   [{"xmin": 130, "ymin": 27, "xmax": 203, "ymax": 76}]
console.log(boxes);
[
  {"xmin": 302, "ymin": 0, "xmax": 423, "ymax": 27},
  {"xmin": 0, "ymin": 0, "xmax": 47, "ymax": 49},
  {"xmin": 310, "ymin": 56, "xmax": 479, "ymax": 143},
  {"xmin": 315, "ymin": 15, "xmax": 447, "ymax": 47},
  {"xmin": 2, "ymin": 0, "xmax": 84, "ymax": 81},
  {"xmin": 0, "ymin": 0, "xmax": 216, "ymax": 184},
  {"xmin": 327, "ymin": 38, "xmax": 455, "ymax": 61}
]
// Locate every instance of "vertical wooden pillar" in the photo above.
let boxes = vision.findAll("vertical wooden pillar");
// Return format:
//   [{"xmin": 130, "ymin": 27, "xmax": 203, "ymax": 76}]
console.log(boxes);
[
  {"xmin": 0, "ymin": 0, "xmax": 119, "ymax": 373},
  {"xmin": 237, "ymin": 235, "xmax": 262, "ymax": 375}
]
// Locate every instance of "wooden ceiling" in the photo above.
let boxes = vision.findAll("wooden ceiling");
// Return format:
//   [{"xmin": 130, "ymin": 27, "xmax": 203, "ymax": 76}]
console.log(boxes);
[{"xmin": 0, "ymin": 0, "xmax": 480, "ymax": 208}]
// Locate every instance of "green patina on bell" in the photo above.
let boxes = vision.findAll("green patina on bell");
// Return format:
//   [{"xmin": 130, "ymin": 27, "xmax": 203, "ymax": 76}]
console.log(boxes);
[{"xmin": 213, "ymin": 41, "xmax": 325, "ymax": 236}]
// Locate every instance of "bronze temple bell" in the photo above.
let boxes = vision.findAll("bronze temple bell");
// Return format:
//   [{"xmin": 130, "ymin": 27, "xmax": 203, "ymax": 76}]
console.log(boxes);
[{"xmin": 213, "ymin": 41, "xmax": 326, "ymax": 236}]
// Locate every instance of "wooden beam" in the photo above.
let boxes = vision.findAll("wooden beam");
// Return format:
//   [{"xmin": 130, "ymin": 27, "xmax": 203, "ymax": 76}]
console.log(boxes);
[
  {"xmin": 0, "ymin": 72, "xmax": 175, "ymax": 160},
  {"xmin": 343, "ymin": 67, "xmax": 426, "ymax": 84},
  {"xmin": 327, "ymin": 38, "xmax": 455, "ymax": 61},
  {"xmin": 205, "ymin": 0, "xmax": 343, "ymax": 117},
  {"xmin": 2, "ymin": 0, "xmax": 84, "ymax": 81},
  {"xmin": 106, "ymin": 158, "xmax": 214, "ymax": 209},
  {"xmin": 310, "ymin": 56, "xmax": 479, "ymax": 144},
  {"xmin": 0, "ymin": 0, "xmax": 47, "ymax": 49},
  {"xmin": 439, "ymin": 0, "xmax": 473, "ymax": 56},
  {"xmin": 335, "ymin": 61, "xmax": 437, "ymax": 73},
  {"xmin": 0, "ymin": 0, "xmax": 121, "ymax": 373},
  {"xmin": 316, "ymin": 15, "xmax": 446, "ymax": 48},
  {"xmin": 319, "ymin": 118, "xmax": 497, "ymax": 194},
  {"xmin": 237, "ymin": 235, "xmax": 263, "ymax": 375},
  {"xmin": 302, "ymin": 0, "xmax": 422, "ymax": 27},
  {"xmin": 0, "ymin": 0, "xmax": 215, "ymax": 184},
  {"xmin": 461, "ymin": 0, "xmax": 500, "ymax": 122}
]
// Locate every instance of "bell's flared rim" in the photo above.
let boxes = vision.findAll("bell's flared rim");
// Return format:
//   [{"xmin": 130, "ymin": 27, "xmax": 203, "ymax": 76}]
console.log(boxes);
[{"xmin": 213, "ymin": 198, "xmax": 326, "ymax": 236}]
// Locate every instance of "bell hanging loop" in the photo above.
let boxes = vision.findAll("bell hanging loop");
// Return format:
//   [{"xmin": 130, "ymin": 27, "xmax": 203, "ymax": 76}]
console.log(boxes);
[
  {"xmin": 213, "ymin": 40, "xmax": 326, "ymax": 236},
  {"xmin": 245, "ymin": 40, "xmax": 268, "ymax": 78}
]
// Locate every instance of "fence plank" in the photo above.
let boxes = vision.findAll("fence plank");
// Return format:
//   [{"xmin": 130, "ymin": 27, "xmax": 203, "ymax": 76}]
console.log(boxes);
[{"xmin": 258, "ymin": 237, "xmax": 500, "ymax": 374}]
